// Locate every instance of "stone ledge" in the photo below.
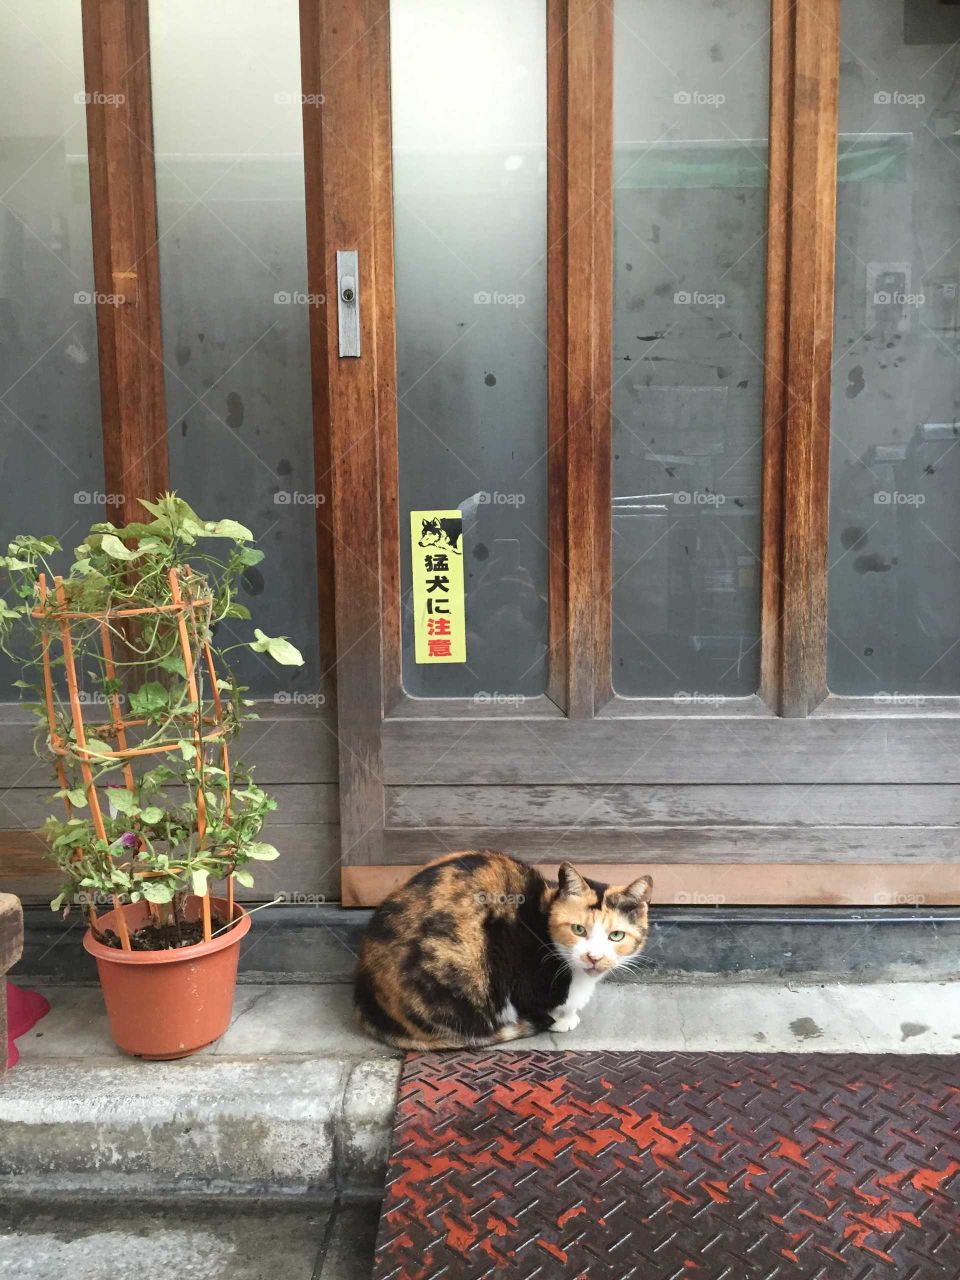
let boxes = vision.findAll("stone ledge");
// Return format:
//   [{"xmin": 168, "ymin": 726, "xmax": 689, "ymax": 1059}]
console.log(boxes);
[{"xmin": 4, "ymin": 979, "xmax": 960, "ymax": 1198}]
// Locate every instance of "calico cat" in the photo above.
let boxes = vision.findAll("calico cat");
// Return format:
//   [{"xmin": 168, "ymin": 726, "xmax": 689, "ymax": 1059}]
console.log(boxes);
[{"xmin": 354, "ymin": 851, "xmax": 653, "ymax": 1050}]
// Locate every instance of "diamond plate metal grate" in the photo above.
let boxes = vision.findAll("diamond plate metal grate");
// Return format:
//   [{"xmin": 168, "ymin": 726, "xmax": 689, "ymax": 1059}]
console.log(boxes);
[{"xmin": 372, "ymin": 1050, "xmax": 960, "ymax": 1279}]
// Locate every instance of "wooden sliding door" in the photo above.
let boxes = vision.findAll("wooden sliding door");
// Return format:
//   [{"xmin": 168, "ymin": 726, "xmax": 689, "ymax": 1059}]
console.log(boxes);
[{"xmin": 310, "ymin": 0, "xmax": 960, "ymax": 906}]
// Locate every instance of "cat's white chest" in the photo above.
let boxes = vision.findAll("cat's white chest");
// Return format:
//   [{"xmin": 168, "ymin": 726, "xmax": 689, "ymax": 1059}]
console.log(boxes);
[{"xmin": 550, "ymin": 969, "xmax": 602, "ymax": 1032}]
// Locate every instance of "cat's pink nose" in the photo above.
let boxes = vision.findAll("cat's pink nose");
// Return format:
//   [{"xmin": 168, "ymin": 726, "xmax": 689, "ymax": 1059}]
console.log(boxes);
[{"xmin": 585, "ymin": 953, "xmax": 602, "ymax": 965}]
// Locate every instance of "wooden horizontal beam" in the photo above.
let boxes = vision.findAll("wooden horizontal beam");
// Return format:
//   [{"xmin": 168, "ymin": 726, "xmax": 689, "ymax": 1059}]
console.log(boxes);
[{"xmin": 342, "ymin": 863, "xmax": 960, "ymax": 908}]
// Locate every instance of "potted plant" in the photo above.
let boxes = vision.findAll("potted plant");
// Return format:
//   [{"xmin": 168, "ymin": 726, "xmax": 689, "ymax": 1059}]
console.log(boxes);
[{"xmin": 0, "ymin": 495, "xmax": 303, "ymax": 1058}]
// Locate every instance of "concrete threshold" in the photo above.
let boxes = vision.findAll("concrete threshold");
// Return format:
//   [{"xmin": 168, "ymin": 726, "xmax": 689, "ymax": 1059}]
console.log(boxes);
[{"xmin": 3, "ymin": 979, "xmax": 960, "ymax": 1199}]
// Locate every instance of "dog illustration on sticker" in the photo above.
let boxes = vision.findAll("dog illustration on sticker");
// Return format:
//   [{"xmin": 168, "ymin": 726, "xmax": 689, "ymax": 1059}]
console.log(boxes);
[{"xmin": 418, "ymin": 516, "xmax": 462, "ymax": 555}]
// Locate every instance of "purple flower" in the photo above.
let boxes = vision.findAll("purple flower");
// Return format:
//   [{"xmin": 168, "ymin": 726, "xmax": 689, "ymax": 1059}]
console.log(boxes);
[{"xmin": 118, "ymin": 832, "xmax": 140, "ymax": 851}]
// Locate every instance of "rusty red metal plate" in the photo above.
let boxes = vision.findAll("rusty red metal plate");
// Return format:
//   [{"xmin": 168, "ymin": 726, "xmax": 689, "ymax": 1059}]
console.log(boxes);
[{"xmin": 372, "ymin": 1051, "xmax": 960, "ymax": 1279}]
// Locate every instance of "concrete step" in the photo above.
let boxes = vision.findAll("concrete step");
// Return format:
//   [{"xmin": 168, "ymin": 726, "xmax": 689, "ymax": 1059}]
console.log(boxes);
[
  {"xmin": 3, "ymin": 980, "xmax": 960, "ymax": 1199},
  {"xmin": 0, "ymin": 1195, "xmax": 381, "ymax": 1280}
]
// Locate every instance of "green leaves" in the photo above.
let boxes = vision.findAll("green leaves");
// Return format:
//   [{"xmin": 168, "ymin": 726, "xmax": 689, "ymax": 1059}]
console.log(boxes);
[
  {"xmin": 99, "ymin": 534, "xmax": 140, "ymax": 561},
  {"xmin": 244, "ymin": 842, "xmax": 280, "ymax": 861},
  {"xmin": 249, "ymin": 629, "xmax": 304, "ymax": 666},
  {"xmin": 129, "ymin": 682, "xmax": 170, "ymax": 718},
  {"xmin": 3, "ymin": 494, "xmax": 298, "ymax": 919},
  {"xmin": 108, "ymin": 789, "xmax": 140, "ymax": 817},
  {"xmin": 141, "ymin": 880, "xmax": 175, "ymax": 904}
]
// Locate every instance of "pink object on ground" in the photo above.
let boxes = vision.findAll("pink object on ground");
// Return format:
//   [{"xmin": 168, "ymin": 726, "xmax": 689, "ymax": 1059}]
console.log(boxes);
[{"xmin": 6, "ymin": 982, "xmax": 50, "ymax": 1068}]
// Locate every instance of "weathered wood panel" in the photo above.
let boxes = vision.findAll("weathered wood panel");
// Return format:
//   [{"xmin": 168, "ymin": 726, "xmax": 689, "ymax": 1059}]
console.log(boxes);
[
  {"xmin": 386, "ymin": 784, "xmax": 960, "ymax": 829},
  {"xmin": 383, "ymin": 826, "xmax": 960, "ymax": 863},
  {"xmin": 383, "ymin": 717, "xmax": 960, "ymax": 784},
  {"xmin": 0, "ymin": 705, "xmax": 340, "ymax": 788},
  {"xmin": 344, "ymin": 862, "xmax": 960, "ymax": 907},
  {"xmin": 1, "ymin": 823, "xmax": 341, "ymax": 904}
]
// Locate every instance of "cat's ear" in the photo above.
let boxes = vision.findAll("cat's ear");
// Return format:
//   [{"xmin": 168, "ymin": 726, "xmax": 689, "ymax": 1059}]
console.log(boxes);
[
  {"xmin": 610, "ymin": 874, "xmax": 653, "ymax": 913},
  {"xmin": 557, "ymin": 862, "xmax": 590, "ymax": 898}
]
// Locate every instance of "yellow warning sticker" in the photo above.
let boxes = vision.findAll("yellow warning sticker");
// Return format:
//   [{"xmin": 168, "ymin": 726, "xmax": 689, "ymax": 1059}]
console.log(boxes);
[{"xmin": 410, "ymin": 510, "xmax": 466, "ymax": 664}]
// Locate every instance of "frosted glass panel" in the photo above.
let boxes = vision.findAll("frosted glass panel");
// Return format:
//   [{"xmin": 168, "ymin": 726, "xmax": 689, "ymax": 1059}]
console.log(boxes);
[
  {"xmin": 828, "ymin": 0, "xmax": 960, "ymax": 695},
  {"xmin": 392, "ymin": 0, "xmax": 548, "ymax": 698},
  {"xmin": 0, "ymin": 2, "xmax": 104, "ymax": 695},
  {"xmin": 611, "ymin": 0, "xmax": 769, "ymax": 698},
  {"xmin": 150, "ymin": 0, "xmax": 319, "ymax": 696}
]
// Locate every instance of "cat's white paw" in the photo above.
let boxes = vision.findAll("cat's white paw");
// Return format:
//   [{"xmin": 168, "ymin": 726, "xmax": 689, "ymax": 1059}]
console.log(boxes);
[{"xmin": 551, "ymin": 1011, "xmax": 581, "ymax": 1033}]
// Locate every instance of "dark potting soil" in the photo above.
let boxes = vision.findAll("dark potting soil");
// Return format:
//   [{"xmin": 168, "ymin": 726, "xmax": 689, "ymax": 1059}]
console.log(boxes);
[{"xmin": 97, "ymin": 916, "xmax": 230, "ymax": 951}]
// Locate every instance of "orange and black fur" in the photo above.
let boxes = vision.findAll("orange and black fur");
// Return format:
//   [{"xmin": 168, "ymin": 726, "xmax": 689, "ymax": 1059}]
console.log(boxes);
[{"xmin": 354, "ymin": 851, "xmax": 653, "ymax": 1050}]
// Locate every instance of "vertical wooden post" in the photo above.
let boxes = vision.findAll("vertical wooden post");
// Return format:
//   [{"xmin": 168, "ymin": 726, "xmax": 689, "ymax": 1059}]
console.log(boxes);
[
  {"xmin": 82, "ymin": 0, "xmax": 168, "ymax": 520},
  {"xmin": 760, "ymin": 0, "xmax": 840, "ymax": 716},
  {"xmin": 547, "ymin": 0, "xmax": 614, "ymax": 717},
  {"xmin": 301, "ymin": 0, "xmax": 388, "ymax": 871}
]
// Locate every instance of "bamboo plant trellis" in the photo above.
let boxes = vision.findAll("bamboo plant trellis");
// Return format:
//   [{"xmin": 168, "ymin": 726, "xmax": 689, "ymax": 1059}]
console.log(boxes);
[{"xmin": 34, "ymin": 565, "xmax": 236, "ymax": 951}]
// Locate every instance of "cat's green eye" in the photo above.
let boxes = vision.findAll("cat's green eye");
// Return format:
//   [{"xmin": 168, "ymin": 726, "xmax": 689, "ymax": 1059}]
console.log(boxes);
[
  {"xmin": 608, "ymin": 930, "xmax": 625, "ymax": 942},
  {"xmin": 571, "ymin": 923, "xmax": 587, "ymax": 936}
]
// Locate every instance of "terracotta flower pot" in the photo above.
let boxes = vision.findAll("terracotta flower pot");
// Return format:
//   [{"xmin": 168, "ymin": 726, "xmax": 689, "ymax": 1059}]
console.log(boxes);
[{"xmin": 83, "ymin": 895, "xmax": 250, "ymax": 1059}]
